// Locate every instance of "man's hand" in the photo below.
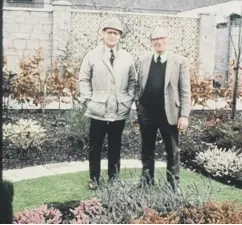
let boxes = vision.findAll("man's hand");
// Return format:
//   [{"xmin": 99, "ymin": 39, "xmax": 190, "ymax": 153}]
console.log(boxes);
[{"xmin": 177, "ymin": 116, "xmax": 189, "ymax": 131}]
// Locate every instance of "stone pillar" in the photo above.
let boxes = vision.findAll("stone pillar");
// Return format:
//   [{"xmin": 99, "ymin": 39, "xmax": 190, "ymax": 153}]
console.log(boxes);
[
  {"xmin": 197, "ymin": 13, "xmax": 217, "ymax": 77},
  {"xmin": 52, "ymin": 1, "xmax": 72, "ymax": 60},
  {"xmin": 44, "ymin": 0, "xmax": 52, "ymax": 8}
]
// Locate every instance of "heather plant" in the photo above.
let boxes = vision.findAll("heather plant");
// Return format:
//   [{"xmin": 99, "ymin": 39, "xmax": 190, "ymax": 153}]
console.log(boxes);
[
  {"xmin": 133, "ymin": 201, "xmax": 242, "ymax": 224},
  {"xmin": 3, "ymin": 119, "xmax": 47, "ymax": 151},
  {"xmin": 14, "ymin": 205, "xmax": 62, "ymax": 224},
  {"xmin": 95, "ymin": 173, "xmax": 211, "ymax": 224},
  {"xmin": 195, "ymin": 146, "xmax": 242, "ymax": 181},
  {"xmin": 70, "ymin": 199, "xmax": 104, "ymax": 224}
]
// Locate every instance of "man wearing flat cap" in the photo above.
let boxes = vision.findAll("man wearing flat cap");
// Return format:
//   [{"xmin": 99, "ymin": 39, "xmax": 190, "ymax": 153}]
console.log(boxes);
[
  {"xmin": 79, "ymin": 18, "xmax": 137, "ymax": 189},
  {"xmin": 135, "ymin": 27, "xmax": 191, "ymax": 191}
]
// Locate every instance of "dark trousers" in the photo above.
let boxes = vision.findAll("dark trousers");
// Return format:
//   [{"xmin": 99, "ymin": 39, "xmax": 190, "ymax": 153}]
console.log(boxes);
[
  {"xmin": 138, "ymin": 104, "xmax": 180, "ymax": 189},
  {"xmin": 89, "ymin": 118, "xmax": 125, "ymax": 183}
]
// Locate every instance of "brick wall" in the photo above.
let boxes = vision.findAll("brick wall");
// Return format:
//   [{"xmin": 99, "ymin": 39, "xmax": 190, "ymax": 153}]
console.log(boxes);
[
  {"xmin": 3, "ymin": 8, "xmax": 52, "ymax": 72},
  {"xmin": 3, "ymin": 1, "xmax": 217, "ymax": 78}
]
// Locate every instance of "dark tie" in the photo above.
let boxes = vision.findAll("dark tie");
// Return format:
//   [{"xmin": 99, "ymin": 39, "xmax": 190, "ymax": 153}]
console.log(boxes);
[
  {"xmin": 157, "ymin": 55, "xmax": 161, "ymax": 64},
  {"xmin": 110, "ymin": 49, "xmax": 115, "ymax": 66}
]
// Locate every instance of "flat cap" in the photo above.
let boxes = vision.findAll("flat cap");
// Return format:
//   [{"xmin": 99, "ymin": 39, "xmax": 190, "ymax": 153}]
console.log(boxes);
[{"xmin": 102, "ymin": 18, "xmax": 123, "ymax": 33}]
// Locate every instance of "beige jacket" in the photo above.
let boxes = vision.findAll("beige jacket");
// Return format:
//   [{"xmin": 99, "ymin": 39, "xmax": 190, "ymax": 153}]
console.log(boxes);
[
  {"xmin": 79, "ymin": 45, "xmax": 137, "ymax": 121},
  {"xmin": 136, "ymin": 51, "xmax": 191, "ymax": 125}
]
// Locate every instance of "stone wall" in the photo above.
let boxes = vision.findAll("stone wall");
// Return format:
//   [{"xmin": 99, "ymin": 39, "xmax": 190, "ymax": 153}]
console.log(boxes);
[
  {"xmin": 3, "ymin": 8, "xmax": 53, "ymax": 72},
  {"xmin": 3, "ymin": 1, "xmax": 217, "ymax": 78}
]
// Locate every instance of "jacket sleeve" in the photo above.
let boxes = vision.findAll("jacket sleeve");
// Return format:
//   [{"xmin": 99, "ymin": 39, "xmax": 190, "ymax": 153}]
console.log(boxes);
[
  {"xmin": 179, "ymin": 57, "xmax": 191, "ymax": 118},
  {"xmin": 128, "ymin": 57, "xmax": 138, "ymax": 99},
  {"xmin": 78, "ymin": 53, "xmax": 93, "ymax": 105}
]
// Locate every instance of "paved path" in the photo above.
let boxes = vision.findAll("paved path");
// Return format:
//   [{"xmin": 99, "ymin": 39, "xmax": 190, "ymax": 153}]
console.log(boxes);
[{"xmin": 3, "ymin": 159, "xmax": 166, "ymax": 182}]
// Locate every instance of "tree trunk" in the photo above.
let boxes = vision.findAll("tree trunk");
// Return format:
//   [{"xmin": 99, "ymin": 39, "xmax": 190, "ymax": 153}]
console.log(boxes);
[{"xmin": 231, "ymin": 65, "xmax": 239, "ymax": 120}]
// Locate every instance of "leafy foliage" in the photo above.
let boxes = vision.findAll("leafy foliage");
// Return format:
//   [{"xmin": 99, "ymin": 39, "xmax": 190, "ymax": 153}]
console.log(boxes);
[
  {"xmin": 133, "ymin": 201, "xmax": 242, "ymax": 224},
  {"xmin": 190, "ymin": 64, "xmax": 242, "ymax": 108},
  {"xmin": 190, "ymin": 69, "xmax": 215, "ymax": 107},
  {"xmin": 3, "ymin": 119, "xmax": 47, "ymax": 151},
  {"xmin": 95, "ymin": 177, "xmax": 208, "ymax": 224},
  {"xmin": 203, "ymin": 113, "xmax": 242, "ymax": 149},
  {"xmin": 47, "ymin": 60, "xmax": 79, "ymax": 105},
  {"xmin": 11, "ymin": 48, "xmax": 47, "ymax": 106},
  {"xmin": 2, "ymin": 56, "xmax": 17, "ymax": 98},
  {"xmin": 64, "ymin": 107, "xmax": 90, "ymax": 146},
  {"xmin": 6, "ymin": 48, "xmax": 78, "ymax": 111},
  {"xmin": 70, "ymin": 199, "xmax": 104, "ymax": 224},
  {"xmin": 195, "ymin": 146, "xmax": 242, "ymax": 181},
  {"xmin": 133, "ymin": 208, "xmax": 179, "ymax": 224}
]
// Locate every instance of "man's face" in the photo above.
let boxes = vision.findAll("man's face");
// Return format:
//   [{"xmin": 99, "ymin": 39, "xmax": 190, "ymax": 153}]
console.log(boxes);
[
  {"xmin": 151, "ymin": 36, "xmax": 168, "ymax": 54},
  {"xmin": 103, "ymin": 28, "xmax": 121, "ymax": 48}
]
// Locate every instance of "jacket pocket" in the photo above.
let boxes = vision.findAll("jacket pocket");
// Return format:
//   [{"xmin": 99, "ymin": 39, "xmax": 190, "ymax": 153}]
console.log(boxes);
[
  {"xmin": 117, "ymin": 94, "xmax": 133, "ymax": 117},
  {"xmin": 87, "ymin": 94, "xmax": 108, "ymax": 117}
]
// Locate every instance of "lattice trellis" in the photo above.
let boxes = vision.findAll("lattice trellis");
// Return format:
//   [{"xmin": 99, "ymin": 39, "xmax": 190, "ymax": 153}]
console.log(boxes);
[{"xmin": 67, "ymin": 11, "xmax": 199, "ymax": 70}]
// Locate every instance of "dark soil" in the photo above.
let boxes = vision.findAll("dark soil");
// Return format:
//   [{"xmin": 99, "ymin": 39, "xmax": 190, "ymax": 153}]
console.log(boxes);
[
  {"xmin": 3, "ymin": 109, "xmax": 242, "ymax": 187},
  {"xmin": 3, "ymin": 110, "xmax": 88, "ymax": 170},
  {"xmin": 3, "ymin": 109, "xmax": 166, "ymax": 170}
]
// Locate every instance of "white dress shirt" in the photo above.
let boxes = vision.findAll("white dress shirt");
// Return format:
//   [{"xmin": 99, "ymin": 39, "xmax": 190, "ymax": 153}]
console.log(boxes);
[
  {"xmin": 154, "ymin": 51, "xmax": 168, "ymax": 63},
  {"xmin": 105, "ymin": 46, "xmax": 117, "ymax": 59}
]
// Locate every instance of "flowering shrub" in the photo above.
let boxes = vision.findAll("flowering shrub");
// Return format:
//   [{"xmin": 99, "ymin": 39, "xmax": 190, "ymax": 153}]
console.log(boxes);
[
  {"xmin": 133, "ymin": 201, "xmax": 242, "ymax": 224},
  {"xmin": 14, "ymin": 205, "xmax": 62, "ymax": 224},
  {"xmin": 70, "ymin": 199, "xmax": 104, "ymax": 224}
]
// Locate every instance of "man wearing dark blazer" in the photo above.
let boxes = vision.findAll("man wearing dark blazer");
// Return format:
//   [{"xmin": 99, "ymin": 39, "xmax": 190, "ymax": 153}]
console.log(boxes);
[{"xmin": 136, "ymin": 27, "xmax": 191, "ymax": 191}]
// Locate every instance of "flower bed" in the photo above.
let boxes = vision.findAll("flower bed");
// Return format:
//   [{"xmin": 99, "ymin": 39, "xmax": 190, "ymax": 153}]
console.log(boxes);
[
  {"xmin": 13, "ymin": 180, "xmax": 242, "ymax": 224},
  {"xmin": 180, "ymin": 110, "xmax": 242, "ymax": 187}
]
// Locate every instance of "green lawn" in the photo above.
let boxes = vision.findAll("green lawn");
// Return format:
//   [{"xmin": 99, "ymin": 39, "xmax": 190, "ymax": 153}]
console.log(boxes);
[{"xmin": 13, "ymin": 168, "xmax": 242, "ymax": 212}]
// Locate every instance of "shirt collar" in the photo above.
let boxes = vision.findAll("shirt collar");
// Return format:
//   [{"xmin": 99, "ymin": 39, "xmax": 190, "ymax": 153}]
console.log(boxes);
[
  {"xmin": 105, "ymin": 46, "xmax": 117, "ymax": 57},
  {"xmin": 154, "ymin": 51, "xmax": 168, "ymax": 63}
]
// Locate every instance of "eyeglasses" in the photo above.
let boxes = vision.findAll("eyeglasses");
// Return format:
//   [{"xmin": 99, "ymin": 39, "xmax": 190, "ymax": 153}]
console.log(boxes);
[
  {"xmin": 105, "ymin": 31, "xmax": 120, "ymax": 36},
  {"xmin": 152, "ymin": 37, "xmax": 167, "ymax": 41}
]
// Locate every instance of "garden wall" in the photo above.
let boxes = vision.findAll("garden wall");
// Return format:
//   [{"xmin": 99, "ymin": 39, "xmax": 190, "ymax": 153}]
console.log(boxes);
[{"xmin": 3, "ymin": 1, "xmax": 217, "ymax": 76}]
